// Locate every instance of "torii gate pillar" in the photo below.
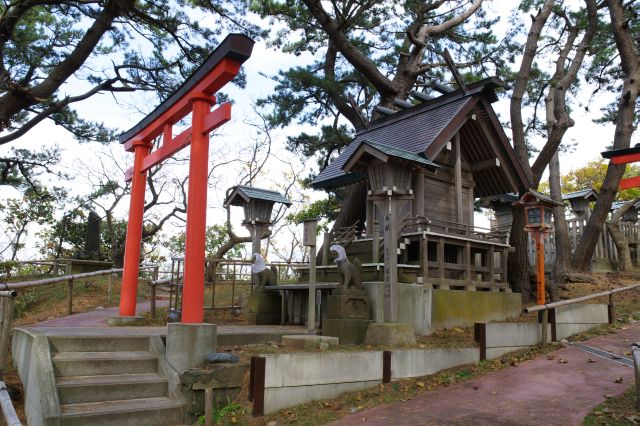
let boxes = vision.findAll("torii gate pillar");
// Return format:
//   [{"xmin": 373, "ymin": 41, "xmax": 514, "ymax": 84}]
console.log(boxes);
[{"xmin": 116, "ymin": 35, "xmax": 254, "ymax": 323}]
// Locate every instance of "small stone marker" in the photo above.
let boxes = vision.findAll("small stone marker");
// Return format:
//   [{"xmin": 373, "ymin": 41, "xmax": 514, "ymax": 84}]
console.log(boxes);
[
  {"xmin": 281, "ymin": 335, "xmax": 339, "ymax": 350},
  {"xmin": 206, "ymin": 352, "xmax": 240, "ymax": 363}
]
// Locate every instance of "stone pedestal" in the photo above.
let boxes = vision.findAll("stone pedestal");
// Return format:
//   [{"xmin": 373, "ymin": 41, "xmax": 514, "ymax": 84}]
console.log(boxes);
[
  {"xmin": 364, "ymin": 323, "xmax": 416, "ymax": 347},
  {"xmin": 322, "ymin": 288, "xmax": 373, "ymax": 345},
  {"xmin": 167, "ymin": 322, "xmax": 217, "ymax": 373},
  {"xmin": 246, "ymin": 287, "xmax": 281, "ymax": 325}
]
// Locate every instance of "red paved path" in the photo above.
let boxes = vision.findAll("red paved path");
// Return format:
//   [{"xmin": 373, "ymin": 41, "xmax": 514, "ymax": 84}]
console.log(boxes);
[
  {"xmin": 34, "ymin": 299, "xmax": 170, "ymax": 327},
  {"xmin": 332, "ymin": 323, "xmax": 640, "ymax": 426}
]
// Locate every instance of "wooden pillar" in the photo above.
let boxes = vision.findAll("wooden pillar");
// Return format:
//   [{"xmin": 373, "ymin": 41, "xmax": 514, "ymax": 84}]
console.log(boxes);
[
  {"xmin": 453, "ymin": 133, "xmax": 463, "ymax": 224},
  {"xmin": 120, "ymin": 140, "xmax": 152, "ymax": 317},
  {"xmin": 420, "ymin": 234, "xmax": 429, "ymax": 286},
  {"xmin": 383, "ymin": 197, "xmax": 398, "ymax": 322},
  {"xmin": 438, "ymin": 237, "xmax": 447, "ymax": 289},
  {"xmin": 465, "ymin": 242, "xmax": 473, "ymax": 289},
  {"xmin": 366, "ymin": 199, "xmax": 374, "ymax": 236},
  {"xmin": 372, "ymin": 220, "xmax": 380, "ymax": 264},
  {"xmin": 182, "ymin": 94, "xmax": 215, "ymax": 324},
  {"xmin": 413, "ymin": 172, "xmax": 425, "ymax": 220},
  {"xmin": 488, "ymin": 246, "xmax": 495, "ymax": 285}
]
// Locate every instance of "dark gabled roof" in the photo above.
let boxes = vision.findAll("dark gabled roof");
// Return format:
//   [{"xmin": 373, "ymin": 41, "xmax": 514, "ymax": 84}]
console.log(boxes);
[
  {"xmin": 514, "ymin": 189, "xmax": 564, "ymax": 207},
  {"xmin": 562, "ymin": 188, "xmax": 598, "ymax": 201},
  {"xmin": 344, "ymin": 140, "xmax": 439, "ymax": 171},
  {"xmin": 223, "ymin": 185, "xmax": 291, "ymax": 208},
  {"xmin": 311, "ymin": 77, "xmax": 530, "ymax": 195},
  {"xmin": 476, "ymin": 193, "xmax": 519, "ymax": 208},
  {"xmin": 312, "ymin": 95, "xmax": 474, "ymax": 189},
  {"xmin": 611, "ymin": 200, "xmax": 640, "ymax": 211}
]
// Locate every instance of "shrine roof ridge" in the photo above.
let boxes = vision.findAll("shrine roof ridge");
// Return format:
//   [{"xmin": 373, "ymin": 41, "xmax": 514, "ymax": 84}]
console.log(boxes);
[{"xmin": 224, "ymin": 185, "xmax": 292, "ymax": 208}]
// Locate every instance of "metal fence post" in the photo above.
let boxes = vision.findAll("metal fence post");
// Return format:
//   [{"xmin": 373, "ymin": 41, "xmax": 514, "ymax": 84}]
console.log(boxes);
[
  {"xmin": 107, "ymin": 271, "xmax": 113, "ymax": 302},
  {"xmin": 632, "ymin": 344, "xmax": 640, "ymax": 411}
]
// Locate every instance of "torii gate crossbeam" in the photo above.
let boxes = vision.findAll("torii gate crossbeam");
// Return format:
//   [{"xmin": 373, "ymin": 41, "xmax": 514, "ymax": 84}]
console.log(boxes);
[{"xmin": 119, "ymin": 34, "xmax": 254, "ymax": 323}]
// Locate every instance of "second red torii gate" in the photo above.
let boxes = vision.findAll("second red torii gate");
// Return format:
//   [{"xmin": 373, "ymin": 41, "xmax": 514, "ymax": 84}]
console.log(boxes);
[
  {"xmin": 119, "ymin": 34, "xmax": 254, "ymax": 323},
  {"xmin": 602, "ymin": 145, "xmax": 640, "ymax": 190}
]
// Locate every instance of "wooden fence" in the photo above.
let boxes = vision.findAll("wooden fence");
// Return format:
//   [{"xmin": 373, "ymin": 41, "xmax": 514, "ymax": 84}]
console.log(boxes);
[{"xmin": 527, "ymin": 218, "xmax": 640, "ymax": 269}]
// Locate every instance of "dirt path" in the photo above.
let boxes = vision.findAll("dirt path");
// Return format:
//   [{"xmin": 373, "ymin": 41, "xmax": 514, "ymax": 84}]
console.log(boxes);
[{"xmin": 332, "ymin": 323, "xmax": 640, "ymax": 426}]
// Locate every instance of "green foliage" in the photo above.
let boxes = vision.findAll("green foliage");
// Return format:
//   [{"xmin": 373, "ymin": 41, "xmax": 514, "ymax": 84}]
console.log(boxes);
[
  {"xmin": 0, "ymin": 185, "xmax": 62, "ymax": 260},
  {"xmin": 253, "ymin": 0, "xmax": 511, "ymax": 171},
  {"xmin": 559, "ymin": 159, "xmax": 640, "ymax": 201},
  {"xmin": 287, "ymin": 195, "xmax": 340, "ymax": 226},
  {"xmin": 0, "ymin": 1, "xmax": 264, "ymax": 144},
  {"xmin": 197, "ymin": 399, "xmax": 244, "ymax": 425},
  {"xmin": 167, "ymin": 224, "xmax": 242, "ymax": 258}
]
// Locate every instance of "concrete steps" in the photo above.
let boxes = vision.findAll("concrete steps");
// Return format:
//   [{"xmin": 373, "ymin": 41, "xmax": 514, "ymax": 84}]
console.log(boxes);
[
  {"xmin": 49, "ymin": 335, "xmax": 183, "ymax": 425},
  {"xmin": 52, "ymin": 351, "xmax": 158, "ymax": 376},
  {"xmin": 56, "ymin": 373, "xmax": 167, "ymax": 404},
  {"xmin": 59, "ymin": 397, "xmax": 183, "ymax": 426}
]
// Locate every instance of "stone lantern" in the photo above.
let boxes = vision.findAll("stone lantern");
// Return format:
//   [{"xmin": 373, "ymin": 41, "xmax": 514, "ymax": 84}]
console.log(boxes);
[{"xmin": 223, "ymin": 185, "xmax": 291, "ymax": 254}]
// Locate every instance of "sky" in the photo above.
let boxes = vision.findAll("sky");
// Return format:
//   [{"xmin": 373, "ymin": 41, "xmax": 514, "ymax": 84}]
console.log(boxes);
[{"xmin": 0, "ymin": 1, "xmax": 636, "ymax": 260}]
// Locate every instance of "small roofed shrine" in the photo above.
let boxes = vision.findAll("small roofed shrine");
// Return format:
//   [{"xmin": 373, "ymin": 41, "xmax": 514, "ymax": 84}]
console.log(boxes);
[
  {"xmin": 312, "ymin": 77, "xmax": 530, "ymax": 293},
  {"xmin": 223, "ymin": 185, "xmax": 291, "ymax": 254},
  {"xmin": 562, "ymin": 188, "xmax": 598, "ymax": 219}
]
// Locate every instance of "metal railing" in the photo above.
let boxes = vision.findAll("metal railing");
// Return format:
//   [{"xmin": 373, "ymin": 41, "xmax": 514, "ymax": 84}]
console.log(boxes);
[
  {"xmin": 523, "ymin": 283, "xmax": 640, "ymax": 345},
  {"xmin": 632, "ymin": 343, "xmax": 640, "ymax": 411},
  {"xmin": 1, "ymin": 265, "xmax": 159, "ymax": 315},
  {"xmin": 148, "ymin": 258, "xmax": 307, "ymax": 318}
]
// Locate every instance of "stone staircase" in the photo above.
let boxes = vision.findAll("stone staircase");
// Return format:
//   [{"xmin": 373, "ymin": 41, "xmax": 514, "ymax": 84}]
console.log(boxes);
[{"xmin": 49, "ymin": 335, "xmax": 183, "ymax": 426}]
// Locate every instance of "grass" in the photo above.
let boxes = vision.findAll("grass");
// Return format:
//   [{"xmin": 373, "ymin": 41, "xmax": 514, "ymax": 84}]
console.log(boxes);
[{"xmin": 584, "ymin": 387, "xmax": 639, "ymax": 425}]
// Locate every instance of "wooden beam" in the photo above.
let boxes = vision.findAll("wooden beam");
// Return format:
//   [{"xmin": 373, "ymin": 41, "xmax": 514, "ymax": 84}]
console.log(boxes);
[
  {"xmin": 476, "ymin": 118, "xmax": 520, "ymax": 192},
  {"xmin": 123, "ymin": 59, "xmax": 239, "ymax": 147},
  {"xmin": 620, "ymin": 176, "xmax": 640, "ymax": 190},
  {"xmin": 470, "ymin": 158, "xmax": 500, "ymax": 172},
  {"xmin": 141, "ymin": 127, "xmax": 191, "ymax": 173},
  {"xmin": 202, "ymin": 102, "xmax": 232, "ymax": 135},
  {"xmin": 443, "ymin": 48, "xmax": 467, "ymax": 93},
  {"xmin": 611, "ymin": 153, "xmax": 640, "ymax": 165},
  {"xmin": 453, "ymin": 133, "xmax": 463, "ymax": 223}
]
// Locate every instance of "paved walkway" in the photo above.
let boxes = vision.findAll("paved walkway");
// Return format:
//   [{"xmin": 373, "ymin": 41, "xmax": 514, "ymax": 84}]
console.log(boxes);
[
  {"xmin": 333, "ymin": 323, "xmax": 640, "ymax": 426},
  {"xmin": 34, "ymin": 299, "xmax": 170, "ymax": 327},
  {"xmin": 28, "ymin": 299, "xmax": 304, "ymax": 337}
]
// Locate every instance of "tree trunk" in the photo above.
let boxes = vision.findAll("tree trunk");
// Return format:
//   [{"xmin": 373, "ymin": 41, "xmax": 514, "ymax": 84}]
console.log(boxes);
[
  {"xmin": 333, "ymin": 181, "xmax": 368, "ymax": 230},
  {"xmin": 606, "ymin": 221, "xmax": 632, "ymax": 271},
  {"xmin": 508, "ymin": 208, "xmax": 530, "ymax": 302},
  {"xmin": 316, "ymin": 182, "xmax": 367, "ymax": 264},
  {"xmin": 549, "ymin": 151, "xmax": 572, "ymax": 292},
  {"xmin": 573, "ymin": 0, "xmax": 640, "ymax": 270}
]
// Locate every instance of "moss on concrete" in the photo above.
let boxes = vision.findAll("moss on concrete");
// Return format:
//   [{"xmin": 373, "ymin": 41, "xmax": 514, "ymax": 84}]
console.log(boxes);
[{"xmin": 430, "ymin": 290, "xmax": 522, "ymax": 331}]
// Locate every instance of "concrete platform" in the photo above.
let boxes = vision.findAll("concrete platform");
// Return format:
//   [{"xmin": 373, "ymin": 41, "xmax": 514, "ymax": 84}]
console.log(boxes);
[
  {"xmin": 281, "ymin": 335, "xmax": 339, "ymax": 350},
  {"xmin": 24, "ymin": 325, "xmax": 306, "ymax": 347}
]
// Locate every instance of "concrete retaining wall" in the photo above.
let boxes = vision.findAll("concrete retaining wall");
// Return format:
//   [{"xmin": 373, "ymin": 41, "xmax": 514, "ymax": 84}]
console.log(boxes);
[
  {"xmin": 261, "ymin": 347, "xmax": 479, "ymax": 414},
  {"xmin": 484, "ymin": 323, "xmax": 552, "ymax": 360},
  {"xmin": 12, "ymin": 328, "xmax": 60, "ymax": 426},
  {"xmin": 481, "ymin": 303, "xmax": 609, "ymax": 360},
  {"xmin": 391, "ymin": 348, "xmax": 479, "ymax": 379},
  {"xmin": 364, "ymin": 283, "xmax": 522, "ymax": 335},
  {"xmin": 430, "ymin": 290, "xmax": 522, "ymax": 332}
]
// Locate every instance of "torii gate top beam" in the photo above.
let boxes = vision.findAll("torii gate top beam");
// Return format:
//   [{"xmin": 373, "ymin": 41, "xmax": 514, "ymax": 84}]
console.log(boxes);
[{"xmin": 119, "ymin": 33, "xmax": 254, "ymax": 150}]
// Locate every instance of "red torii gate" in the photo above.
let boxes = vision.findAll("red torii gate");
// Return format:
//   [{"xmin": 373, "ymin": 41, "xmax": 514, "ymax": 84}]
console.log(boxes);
[
  {"xmin": 119, "ymin": 34, "xmax": 254, "ymax": 323},
  {"xmin": 601, "ymin": 145, "xmax": 640, "ymax": 190}
]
